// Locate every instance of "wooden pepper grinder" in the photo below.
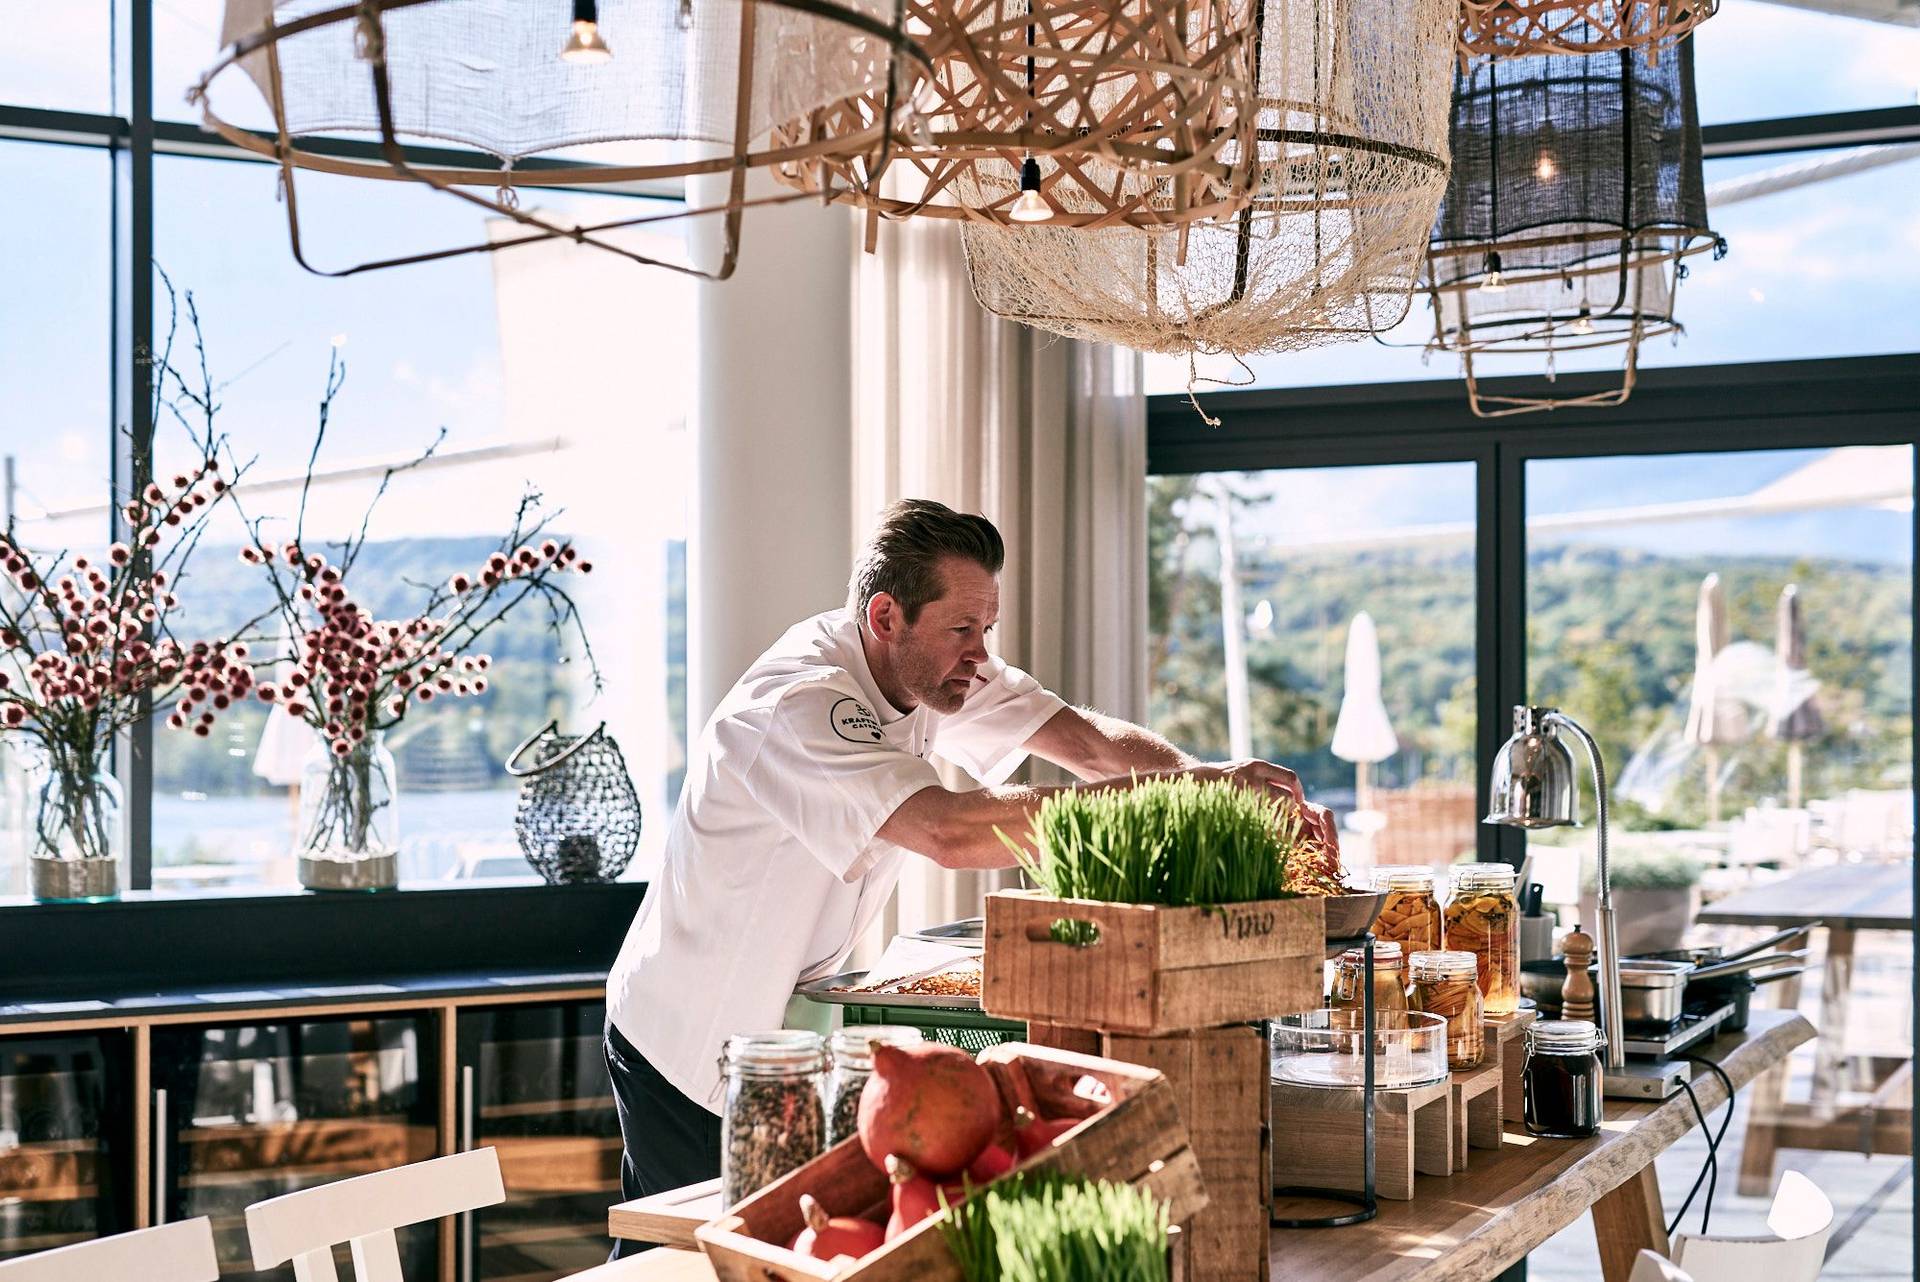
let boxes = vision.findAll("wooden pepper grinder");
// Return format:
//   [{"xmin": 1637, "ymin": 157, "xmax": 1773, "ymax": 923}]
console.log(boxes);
[{"xmin": 1561, "ymin": 927, "xmax": 1597, "ymax": 1023}]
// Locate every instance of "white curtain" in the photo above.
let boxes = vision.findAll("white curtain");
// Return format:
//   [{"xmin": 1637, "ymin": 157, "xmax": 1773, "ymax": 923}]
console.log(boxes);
[{"xmin": 848, "ymin": 215, "xmax": 1149, "ymax": 956}]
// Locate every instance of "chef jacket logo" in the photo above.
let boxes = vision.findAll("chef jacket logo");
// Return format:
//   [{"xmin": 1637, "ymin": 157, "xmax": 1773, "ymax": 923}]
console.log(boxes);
[{"xmin": 830, "ymin": 697, "xmax": 884, "ymax": 743}]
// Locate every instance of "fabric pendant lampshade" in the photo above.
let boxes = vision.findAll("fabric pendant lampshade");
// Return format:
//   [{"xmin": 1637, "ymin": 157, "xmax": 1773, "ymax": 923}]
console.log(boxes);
[
  {"xmin": 768, "ymin": 0, "xmax": 1265, "ymax": 233},
  {"xmin": 194, "ymin": 0, "xmax": 931, "ymax": 278},
  {"xmin": 956, "ymin": 0, "xmax": 1456, "ymax": 358},
  {"xmin": 1422, "ymin": 31, "xmax": 1723, "ymax": 415}
]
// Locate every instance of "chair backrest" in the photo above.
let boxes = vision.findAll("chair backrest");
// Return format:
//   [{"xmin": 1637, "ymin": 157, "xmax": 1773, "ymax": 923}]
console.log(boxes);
[
  {"xmin": 245, "ymin": 1148, "xmax": 506, "ymax": 1282},
  {"xmin": 1671, "ymin": 1170, "xmax": 1834, "ymax": 1282},
  {"xmin": 0, "ymin": 1217, "xmax": 219, "ymax": 1282},
  {"xmin": 1627, "ymin": 1249, "xmax": 1693, "ymax": 1282}
]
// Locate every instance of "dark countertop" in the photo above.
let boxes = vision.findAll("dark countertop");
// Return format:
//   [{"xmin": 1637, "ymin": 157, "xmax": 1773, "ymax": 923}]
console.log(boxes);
[{"xmin": 0, "ymin": 964, "xmax": 613, "ymax": 1029}]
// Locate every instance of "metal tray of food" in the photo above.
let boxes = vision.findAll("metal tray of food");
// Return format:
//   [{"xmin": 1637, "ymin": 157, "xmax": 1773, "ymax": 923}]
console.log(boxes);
[
  {"xmin": 794, "ymin": 970, "xmax": 984, "ymax": 1012},
  {"xmin": 902, "ymin": 918, "xmax": 984, "ymax": 947}
]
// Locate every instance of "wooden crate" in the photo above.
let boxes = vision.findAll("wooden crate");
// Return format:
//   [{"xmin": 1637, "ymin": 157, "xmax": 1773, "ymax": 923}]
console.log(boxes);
[
  {"xmin": 983, "ymin": 891, "xmax": 1324, "ymax": 1035},
  {"xmin": 695, "ymin": 1043, "xmax": 1208, "ymax": 1282},
  {"xmin": 1102, "ymin": 1026, "xmax": 1270, "ymax": 1282}
]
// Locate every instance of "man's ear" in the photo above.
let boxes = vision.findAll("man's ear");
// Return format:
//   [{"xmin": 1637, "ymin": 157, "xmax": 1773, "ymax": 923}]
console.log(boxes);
[{"xmin": 867, "ymin": 592, "xmax": 904, "ymax": 641}]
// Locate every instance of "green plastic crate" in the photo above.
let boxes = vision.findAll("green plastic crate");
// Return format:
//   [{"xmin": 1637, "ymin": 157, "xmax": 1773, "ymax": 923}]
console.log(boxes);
[{"xmin": 838, "ymin": 1003, "xmax": 1026, "ymax": 1054}]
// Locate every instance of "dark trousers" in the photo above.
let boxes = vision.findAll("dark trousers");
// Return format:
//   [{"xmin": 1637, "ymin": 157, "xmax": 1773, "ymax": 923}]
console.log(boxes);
[{"xmin": 604, "ymin": 1022, "xmax": 723, "ymax": 1259}]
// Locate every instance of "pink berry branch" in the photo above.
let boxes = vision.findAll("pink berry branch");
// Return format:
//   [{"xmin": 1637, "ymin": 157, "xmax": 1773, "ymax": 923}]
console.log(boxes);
[
  {"xmin": 0, "ymin": 281, "xmax": 269, "ymax": 858},
  {"xmin": 209, "ymin": 352, "xmax": 602, "ymax": 854}
]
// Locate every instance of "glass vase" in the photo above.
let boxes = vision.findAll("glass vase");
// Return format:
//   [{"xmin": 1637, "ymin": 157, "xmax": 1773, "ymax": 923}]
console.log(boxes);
[
  {"xmin": 296, "ymin": 732, "xmax": 399, "ymax": 892},
  {"xmin": 29, "ymin": 760, "xmax": 122, "ymax": 903}
]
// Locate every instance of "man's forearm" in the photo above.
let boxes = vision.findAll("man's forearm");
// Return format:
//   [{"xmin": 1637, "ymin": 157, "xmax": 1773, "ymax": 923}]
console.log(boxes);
[{"xmin": 1028, "ymin": 706, "xmax": 1198, "ymax": 781}]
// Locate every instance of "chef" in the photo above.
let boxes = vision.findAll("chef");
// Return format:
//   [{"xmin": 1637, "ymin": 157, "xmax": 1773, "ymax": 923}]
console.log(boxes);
[{"xmin": 603, "ymin": 499, "xmax": 1334, "ymax": 1237}]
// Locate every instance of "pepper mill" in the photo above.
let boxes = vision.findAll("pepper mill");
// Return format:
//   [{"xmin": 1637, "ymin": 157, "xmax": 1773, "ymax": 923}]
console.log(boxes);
[{"xmin": 1561, "ymin": 927, "xmax": 1597, "ymax": 1023}]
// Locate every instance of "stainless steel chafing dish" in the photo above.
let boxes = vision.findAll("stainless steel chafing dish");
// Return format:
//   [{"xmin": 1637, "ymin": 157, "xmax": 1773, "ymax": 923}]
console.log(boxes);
[{"xmin": 1521, "ymin": 958, "xmax": 1692, "ymax": 1029}]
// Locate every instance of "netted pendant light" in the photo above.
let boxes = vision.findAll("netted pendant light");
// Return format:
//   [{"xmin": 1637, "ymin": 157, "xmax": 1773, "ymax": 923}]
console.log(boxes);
[
  {"xmin": 192, "ymin": 0, "xmax": 932, "ymax": 278},
  {"xmin": 954, "ymin": 0, "xmax": 1457, "ymax": 360},
  {"xmin": 1422, "ymin": 32, "xmax": 1724, "ymax": 416},
  {"xmin": 1457, "ymin": 0, "xmax": 1716, "ymax": 62},
  {"xmin": 766, "ymin": 0, "xmax": 1265, "ymax": 235}
]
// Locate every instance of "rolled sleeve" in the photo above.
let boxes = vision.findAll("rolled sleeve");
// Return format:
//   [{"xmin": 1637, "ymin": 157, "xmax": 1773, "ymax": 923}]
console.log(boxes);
[{"xmin": 931, "ymin": 656, "xmax": 1069, "ymax": 786}]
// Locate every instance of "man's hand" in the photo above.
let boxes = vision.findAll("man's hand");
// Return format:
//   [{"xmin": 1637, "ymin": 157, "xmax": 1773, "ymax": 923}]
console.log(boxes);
[{"xmin": 1189, "ymin": 759, "xmax": 1340, "ymax": 851}]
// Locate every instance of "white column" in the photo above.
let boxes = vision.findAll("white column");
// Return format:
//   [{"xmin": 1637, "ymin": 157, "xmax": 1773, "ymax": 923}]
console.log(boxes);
[{"xmin": 688, "ymin": 180, "xmax": 855, "ymax": 730}]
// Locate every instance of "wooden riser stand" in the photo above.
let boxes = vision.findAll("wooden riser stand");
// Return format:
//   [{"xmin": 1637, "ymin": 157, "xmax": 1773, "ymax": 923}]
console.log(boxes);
[{"xmin": 1031, "ymin": 1023, "xmax": 1270, "ymax": 1282}]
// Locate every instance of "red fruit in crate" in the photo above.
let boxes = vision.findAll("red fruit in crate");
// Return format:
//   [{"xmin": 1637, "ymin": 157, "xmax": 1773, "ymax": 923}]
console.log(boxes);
[
  {"xmin": 788, "ymin": 1193, "xmax": 886, "ymax": 1263},
  {"xmin": 858, "ymin": 1042, "xmax": 1000, "ymax": 1177},
  {"xmin": 965, "ymin": 1142, "xmax": 1016, "ymax": 1184},
  {"xmin": 1010, "ymin": 1106, "xmax": 1081, "ymax": 1160},
  {"xmin": 883, "ymin": 1155, "xmax": 966, "ymax": 1240}
]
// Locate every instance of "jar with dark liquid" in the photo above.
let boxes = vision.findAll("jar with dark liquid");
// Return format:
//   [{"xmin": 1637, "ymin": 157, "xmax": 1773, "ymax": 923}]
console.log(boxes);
[{"xmin": 1522, "ymin": 1019, "xmax": 1605, "ymax": 1139}]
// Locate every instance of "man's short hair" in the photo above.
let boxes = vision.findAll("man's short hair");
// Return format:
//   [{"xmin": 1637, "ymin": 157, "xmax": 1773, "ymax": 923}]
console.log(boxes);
[{"xmin": 848, "ymin": 499, "xmax": 1005, "ymax": 624}]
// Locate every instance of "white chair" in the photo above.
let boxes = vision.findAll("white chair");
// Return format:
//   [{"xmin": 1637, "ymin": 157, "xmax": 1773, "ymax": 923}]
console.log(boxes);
[
  {"xmin": 1628, "ymin": 1249, "xmax": 1693, "ymax": 1282},
  {"xmin": 245, "ymin": 1148, "xmax": 506, "ymax": 1282},
  {"xmin": 1670, "ymin": 1169, "xmax": 1834, "ymax": 1282},
  {"xmin": 0, "ymin": 1217, "xmax": 218, "ymax": 1282}
]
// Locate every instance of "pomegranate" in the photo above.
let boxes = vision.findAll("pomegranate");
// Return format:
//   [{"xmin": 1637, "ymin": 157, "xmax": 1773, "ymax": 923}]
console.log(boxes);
[
  {"xmin": 787, "ymin": 1193, "xmax": 886, "ymax": 1263},
  {"xmin": 1010, "ymin": 1106, "xmax": 1081, "ymax": 1159},
  {"xmin": 965, "ymin": 1142, "xmax": 1016, "ymax": 1184},
  {"xmin": 883, "ymin": 1155, "xmax": 965, "ymax": 1240},
  {"xmin": 857, "ymin": 1042, "xmax": 1000, "ymax": 1177}
]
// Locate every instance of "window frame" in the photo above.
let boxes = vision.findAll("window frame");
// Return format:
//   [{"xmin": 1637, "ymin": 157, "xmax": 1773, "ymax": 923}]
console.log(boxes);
[{"xmin": 0, "ymin": 2, "xmax": 679, "ymax": 898}]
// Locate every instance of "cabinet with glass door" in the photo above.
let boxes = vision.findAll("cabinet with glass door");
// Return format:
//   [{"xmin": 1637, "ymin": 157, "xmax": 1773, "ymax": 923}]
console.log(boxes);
[{"xmin": 0, "ymin": 1032, "xmax": 132, "ymax": 1262}]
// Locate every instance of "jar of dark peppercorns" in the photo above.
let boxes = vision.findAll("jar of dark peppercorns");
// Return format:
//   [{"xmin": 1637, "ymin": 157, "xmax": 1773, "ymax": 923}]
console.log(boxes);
[
  {"xmin": 720, "ymin": 1031, "xmax": 829, "ymax": 1209},
  {"xmin": 827, "ymin": 1025, "xmax": 924, "ymax": 1147}
]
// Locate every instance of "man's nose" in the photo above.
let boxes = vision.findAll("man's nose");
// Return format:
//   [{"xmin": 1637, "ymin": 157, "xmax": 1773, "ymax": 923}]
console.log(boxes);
[{"xmin": 962, "ymin": 638, "xmax": 990, "ymax": 664}]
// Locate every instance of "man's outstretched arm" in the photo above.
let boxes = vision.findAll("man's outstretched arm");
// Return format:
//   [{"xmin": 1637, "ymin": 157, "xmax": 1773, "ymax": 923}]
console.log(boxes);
[{"xmin": 1022, "ymin": 706, "xmax": 1198, "ymax": 780}]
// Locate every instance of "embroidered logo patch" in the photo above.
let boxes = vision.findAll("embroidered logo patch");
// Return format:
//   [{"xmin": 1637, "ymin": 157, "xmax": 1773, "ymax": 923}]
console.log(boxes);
[{"xmin": 830, "ymin": 696, "xmax": 884, "ymax": 744}]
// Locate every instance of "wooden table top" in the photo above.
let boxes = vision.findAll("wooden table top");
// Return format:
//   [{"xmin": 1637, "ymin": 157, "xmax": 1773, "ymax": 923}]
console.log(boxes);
[
  {"xmin": 1695, "ymin": 861, "xmax": 1914, "ymax": 931},
  {"xmin": 610, "ymin": 1013, "xmax": 1812, "ymax": 1281},
  {"xmin": 1268, "ymin": 1009, "xmax": 1813, "ymax": 1281}
]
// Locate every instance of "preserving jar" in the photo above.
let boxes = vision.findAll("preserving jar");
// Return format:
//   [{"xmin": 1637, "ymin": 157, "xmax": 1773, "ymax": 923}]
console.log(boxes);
[
  {"xmin": 1330, "ymin": 940, "xmax": 1409, "ymax": 1015},
  {"xmin": 1371, "ymin": 866, "xmax": 1444, "ymax": 953},
  {"xmin": 1523, "ymin": 1019, "xmax": 1606, "ymax": 1139},
  {"xmin": 1408, "ymin": 950, "xmax": 1485, "ymax": 1069},
  {"xmin": 720, "ymin": 1031, "xmax": 828, "ymax": 1208},
  {"xmin": 1445, "ymin": 863, "xmax": 1521, "ymax": 1015},
  {"xmin": 826, "ymin": 1025, "xmax": 923, "ymax": 1146}
]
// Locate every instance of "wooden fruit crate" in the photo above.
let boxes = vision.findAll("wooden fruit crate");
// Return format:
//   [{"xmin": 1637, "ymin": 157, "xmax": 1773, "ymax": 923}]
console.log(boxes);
[
  {"xmin": 695, "ymin": 1043, "xmax": 1208, "ymax": 1282},
  {"xmin": 983, "ymin": 890, "xmax": 1324, "ymax": 1035}
]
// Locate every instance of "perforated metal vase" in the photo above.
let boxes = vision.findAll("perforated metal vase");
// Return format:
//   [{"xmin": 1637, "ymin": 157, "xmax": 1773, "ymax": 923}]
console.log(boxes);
[{"xmin": 508, "ymin": 721, "xmax": 642, "ymax": 885}]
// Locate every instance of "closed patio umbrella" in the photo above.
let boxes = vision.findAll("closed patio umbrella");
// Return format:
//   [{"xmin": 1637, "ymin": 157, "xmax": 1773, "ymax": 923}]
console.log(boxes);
[
  {"xmin": 1770, "ymin": 584, "xmax": 1824, "ymax": 809},
  {"xmin": 1683, "ymin": 573, "xmax": 1748, "ymax": 823},
  {"xmin": 1332, "ymin": 612, "xmax": 1398, "ymax": 811}
]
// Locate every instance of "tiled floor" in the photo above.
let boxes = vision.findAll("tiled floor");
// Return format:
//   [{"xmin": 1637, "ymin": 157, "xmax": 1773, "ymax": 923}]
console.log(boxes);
[{"xmin": 1529, "ymin": 927, "xmax": 1914, "ymax": 1280}]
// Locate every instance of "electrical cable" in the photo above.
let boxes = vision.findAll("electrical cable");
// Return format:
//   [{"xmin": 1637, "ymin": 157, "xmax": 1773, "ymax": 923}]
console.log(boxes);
[{"xmin": 1665, "ymin": 1054, "xmax": 1739, "ymax": 1236}]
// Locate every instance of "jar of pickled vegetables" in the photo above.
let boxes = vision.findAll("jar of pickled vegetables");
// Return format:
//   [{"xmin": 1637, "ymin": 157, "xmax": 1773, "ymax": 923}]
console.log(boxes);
[
  {"xmin": 1408, "ymin": 950, "xmax": 1485, "ymax": 1069},
  {"xmin": 1371, "ymin": 866, "xmax": 1443, "ymax": 953},
  {"xmin": 1330, "ymin": 941, "xmax": 1408, "ymax": 1015},
  {"xmin": 1444, "ymin": 862, "xmax": 1521, "ymax": 1016}
]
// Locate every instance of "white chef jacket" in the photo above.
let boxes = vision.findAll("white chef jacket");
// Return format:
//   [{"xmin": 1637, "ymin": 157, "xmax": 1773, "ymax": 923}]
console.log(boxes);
[{"xmin": 605, "ymin": 608, "xmax": 1067, "ymax": 1112}]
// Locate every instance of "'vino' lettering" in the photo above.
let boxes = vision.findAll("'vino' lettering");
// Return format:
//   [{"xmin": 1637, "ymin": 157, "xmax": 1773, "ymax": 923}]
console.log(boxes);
[{"xmin": 1216, "ymin": 908, "xmax": 1276, "ymax": 941}]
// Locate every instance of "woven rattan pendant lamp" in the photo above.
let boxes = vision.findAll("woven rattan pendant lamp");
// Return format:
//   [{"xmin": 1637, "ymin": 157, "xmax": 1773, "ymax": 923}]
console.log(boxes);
[
  {"xmin": 1422, "ymin": 31, "xmax": 1723, "ymax": 416},
  {"xmin": 766, "ymin": 0, "xmax": 1266, "ymax": 237},
  {"xmin": 1457, "ymin": 0, "xmax": 1716, "ymax": 62},
  {"xmin": 192, "ymin": 0, "xmax": 932, "ymax": 278},
  {"xmin": 953, "ymin": 0, "xmax": 1457, "ymax": 360}
]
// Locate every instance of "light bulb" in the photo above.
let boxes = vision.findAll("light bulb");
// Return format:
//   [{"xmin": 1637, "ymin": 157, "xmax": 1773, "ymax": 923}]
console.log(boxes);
[
  {"xmin": 1535, "ymin": 152, "xmax": 1557, "ymax": 181},
  {"xmin": 1479, "ymin": 251, "xmax": 1507, "ymax": 294},
  {"xmin": 1567, "ymin": 307, "xmax": 1595, "ymax": 336},
  {"xmin": 561, "ymin": 1, "xmax": 613, "ymax": 63},
  {"xmin": 1009, "ymin": 156, "xmax": 1051, "ymax": 223}
]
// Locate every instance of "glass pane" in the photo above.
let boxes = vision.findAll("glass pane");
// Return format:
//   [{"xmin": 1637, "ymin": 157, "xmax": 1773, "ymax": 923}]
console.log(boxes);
[
  {"xmin": 1147, "ymin": 464, "xmax": 1478, "ymax": 871},
  {"xmin": 0, "ymin": 3, "xmax": 115, "ymax": 115},
  {"xmin": 1522, "ymin": 445, "xmax": 1911, "ymax": 1262},
  {"xmin": 0, "ymin": 1033, "xmax": 133, "ymax": 1261},
  {"xmin": 459, "ymin": 1002, "xmax": 619, "ymax": 1280},
  {"xmin": 152, "ymin": 1016, "xmax": 438, "ymax": 1280},
  {"xmin": 1695, "ymin": 0, "xmax": 1920, "ymax": 126},
  {"xmin": 0, "ymin": 141, "xmax": 114, "ymax": 898},
  {"xmin": 149, "ymin": 153, "xmax": 692, "ymax": 891}
]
